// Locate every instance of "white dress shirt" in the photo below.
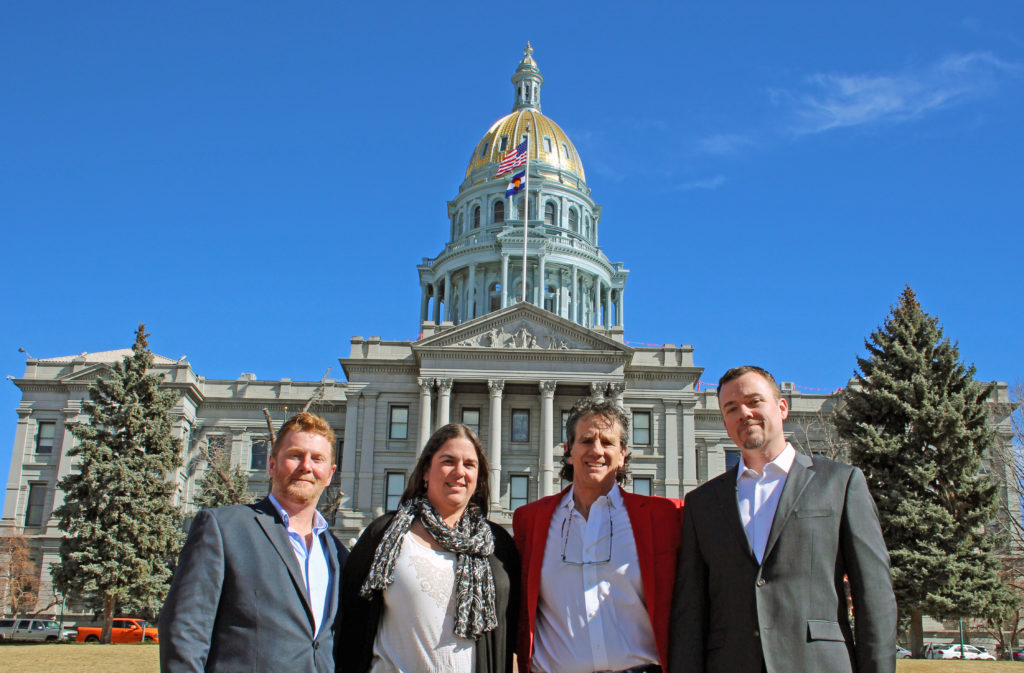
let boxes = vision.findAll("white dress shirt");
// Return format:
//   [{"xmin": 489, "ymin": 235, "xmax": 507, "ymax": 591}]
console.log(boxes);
[
  {"xmin": 735, "ymin": 443, "xmax": 796, "ymax": 564},
  {"xmin": 531, "ymin": 486, "xmax": 659, "ymax": 673},
  {"xmin": 268, "ymin": 494, "xmax": 332, "ymax": 636}
]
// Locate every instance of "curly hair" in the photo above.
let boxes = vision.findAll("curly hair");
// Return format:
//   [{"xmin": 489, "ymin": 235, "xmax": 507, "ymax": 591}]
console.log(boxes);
[{"xmin": 558, "ymin": 398, "xmax": 632, "ymax": 485}]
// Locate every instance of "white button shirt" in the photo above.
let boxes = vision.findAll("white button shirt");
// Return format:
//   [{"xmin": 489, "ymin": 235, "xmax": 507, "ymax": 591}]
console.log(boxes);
[
  {"xmin": 268, "ymin": 494, "xmax": 332, "ymax": 636},
  {"xmin": 736, "ymin": 443, "xmax": 796, "ymax": 563},
  {"xmin": 531, "ymin": 486, "xmax": 659, "ymax": 673}
]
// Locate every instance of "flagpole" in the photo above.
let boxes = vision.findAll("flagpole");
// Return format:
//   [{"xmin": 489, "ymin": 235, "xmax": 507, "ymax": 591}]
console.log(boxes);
[{"xmin": 522, "ymin": 128, "xmax": 530, "ymax": 303}]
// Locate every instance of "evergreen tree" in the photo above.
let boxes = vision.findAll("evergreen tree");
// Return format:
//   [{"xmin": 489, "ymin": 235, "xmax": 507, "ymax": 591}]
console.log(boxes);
[
  {"xmin": 52, "ymin": 324, "xmax": 183, "ymax": 642},
  {"xmin": 192, "ymin": 435, "xmax": 254, "ymax": 509},
  {"xmin": 836, "ymin": 287, "xmax": 1006, "ymax": 655}
]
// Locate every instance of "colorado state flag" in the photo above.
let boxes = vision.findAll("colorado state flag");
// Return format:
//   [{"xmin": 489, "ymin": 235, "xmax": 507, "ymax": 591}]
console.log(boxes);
[{"xmin": 505, "ymin": 171, "xmax": 526, "ymax": 197}]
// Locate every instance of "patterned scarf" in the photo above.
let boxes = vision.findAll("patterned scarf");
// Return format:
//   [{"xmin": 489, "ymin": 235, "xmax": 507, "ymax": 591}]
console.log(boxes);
[{"xmin": 359, "ymin": 496, "xmax": 497, "ymax": 640}]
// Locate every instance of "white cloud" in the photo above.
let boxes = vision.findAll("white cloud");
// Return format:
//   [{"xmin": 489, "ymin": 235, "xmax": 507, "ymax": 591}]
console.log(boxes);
[
  {"xmin": 675, "ymin": 175, "xmax": 726, "ymax": 191},
  {"xmin": 697, "ymin": 133, "xmax": 754, "ymax": 156},
  {"xmin": 777, "ymin": 51, "xmax": 1020, "ymax": 134}
]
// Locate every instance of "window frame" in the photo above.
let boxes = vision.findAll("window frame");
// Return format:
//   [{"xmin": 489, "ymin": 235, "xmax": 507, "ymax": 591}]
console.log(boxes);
[
  {"xmin": 35, "ymin": 421, "xmax": 56, "ymax": 454},
  {"xmin": 389, "ymin": 405, "xmax": 410, "ymax": 440},
  {"xmin": 462, "ymin": 408, "xmax": 480, "ymax": 435},
  {"xmin": 510, "ymin": 474, "xmax": 529, "ymax": 510},
  {"xmin": 24, "ymin": 482, "xmax": 46, "ymax": 527},
  {"xmin": 249, "ymin": 437, "xmax": 269, "ymax": 471},
  {"xmin": 632, "ymin": 411, "xmax": 651, "ymax": 446},
  {"xmin": 632, "ymin": 476, "xmax": 652, "ymax": 496},
  {"xmin": 493, "ymin": 200, "xmax": 504, "ymax": 224},
  {"xmin": 511, "ymin": 409, "xmax": 530, "ymax": 443},
  {"xmin": 385, "ymin": 472, "xmax": 405, "ymax": 512}
]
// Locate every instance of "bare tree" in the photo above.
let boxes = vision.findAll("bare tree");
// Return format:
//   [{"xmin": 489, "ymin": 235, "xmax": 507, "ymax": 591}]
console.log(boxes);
[
  {"xmin": 789, "ymin": 395, "xmax": 848, "ymax": 463},
  {"xmin": 0, "ymin": 531, "xmax": 40, "ymax": 616}
]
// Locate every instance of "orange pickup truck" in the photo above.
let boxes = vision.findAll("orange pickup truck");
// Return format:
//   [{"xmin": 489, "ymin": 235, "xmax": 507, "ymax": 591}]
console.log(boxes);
[{"xmin": 76, "ymin": 618, "xmax": 159, "ymax": 643}]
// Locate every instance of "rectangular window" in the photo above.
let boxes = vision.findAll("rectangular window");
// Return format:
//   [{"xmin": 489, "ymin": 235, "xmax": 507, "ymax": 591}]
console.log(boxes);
[
  {"xmin": 632, "ymin": 411, "xmax": 651, "ymax": 446},
  {"xmin": 498, "ymin": 135, "xmax": 508, "ymax": 153},
  {"xmin": 334, "ymin": 440, "xmax": 344, "ymax": 479},
  {"xmin": 725, "ymin": 450, "xmax": 741, "ymax": 471},
  {"xmin": 632, "ymin": 476, "xmax": 652, "ymax": 496},
  {"xmin": 250, "ymin": 438, "xmax": 268, "ymax": 471},
  {"xmin": 511, "ymin": 409, "xmax": 530, "ymax": 443},
  {"xmin": 385, "ymin": 472, "xmax": 405, "ymax": 512},
  {"xmin": 36, "ymin": 421, "xmax": 56, "ymax": 454},
  {"xmin": 560, "ymin": 410, "xmax": 570, "ymax": 444},
  {"xmin": 25, "ymin": 483, "xmax": 45, "ymax": 527},
  {"xmin": 543, "ymin": 136, "xmax": 553, "ymax": 153},
  {"xmin": 510, "ymin": 475, "xmax": 529, "ymax": 510},
  {"xmin": 462, "ymin": 408, "xmax": 480, "ymax": 435},
  {"xmin": 479, "ymin": 141, "xmax": 489, "ymax": 158},
  {"xmin": 390, "ymin": 406, "xmax": 409, "ymax": 440}
]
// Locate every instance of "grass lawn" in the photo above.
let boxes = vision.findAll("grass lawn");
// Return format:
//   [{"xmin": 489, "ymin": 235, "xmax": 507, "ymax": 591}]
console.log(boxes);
[
  {"xmin": 1, "ymin": 643, "xmax": 1022, "ymax": 672},
  {"xmin": 0, "ymin": 642, "xmax": 158, "ymax": 673}
]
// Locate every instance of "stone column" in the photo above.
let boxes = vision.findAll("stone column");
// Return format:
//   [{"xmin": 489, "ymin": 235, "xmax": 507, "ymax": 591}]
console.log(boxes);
[
  {"xmin": 443, "ymin": 271, "xmax": 452, "ymax": 322},
  {"xmin": 682, "ymin": 406, "xmax": 698, "ymax": 494},
  {"xmin": 420, "ymin": 284, "xmax": 429, "ymax": 323},
  {"xmin": 618, "ymin": 287, "xmax": 625, "ymax": 327},
  {"xmin": 608, "ymin": 382, "xmax": 625, "ymax": 406},
  {"xmin": 437, "ymin": 378, "xmax": 453, "ymax": 427},
  {"xmin": 571, "ymin": 266, "xmax": 578, "ymax": 323},
  {"xmin": 340, "ymin": 394, "xmax": 360, "ymax": 509},
  {"xmin": 664, "ymin": 403, "xmax": 680, "ymax": 498},
  {"xmin": 590, "ymin": 382, "xmax": 607, "ymax": 402},
  {"xmin": 501, "ymin": 255, "xmax": 509, "ymax": 308},
  {"xmin": 593, "ymin": 277, "xmax": 601, "ymax": 327},
  {"xmin": 604, "ymin": 285, "xmax": 612, "ymax": 329},
  {"xmin": 357, "ymin": 392, "xmax": 379, "ymax": 510},
  {"xmin": 539, "ymin": 380, "xmax": 557, "ymax": 497},
  {"xmin": 417, "ymin": 377, "xmax": 434, "ymax": 453},
  {"xmin": 432, "ymin": 283, "xmax": 441, "ymax": 323},
  {"xmin": 467, "ymin": 264, "xmax": 476, "ymax": 321},
  {"xmin": 1, "ymin": 409, "xmax": 33, "ymax": 528},
  {"xmin": 487, "ymin": 379, "xmax": 505, "ymax": 510},
  {"xmin": 537, "ymin": 254, "xmax": 546, "ymax": 306}
]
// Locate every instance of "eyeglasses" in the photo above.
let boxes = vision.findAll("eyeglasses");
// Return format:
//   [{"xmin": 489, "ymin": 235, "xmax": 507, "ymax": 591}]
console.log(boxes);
[{"xmin": 559, "ymin": 503, "xmax": 614, "ymax": 566}]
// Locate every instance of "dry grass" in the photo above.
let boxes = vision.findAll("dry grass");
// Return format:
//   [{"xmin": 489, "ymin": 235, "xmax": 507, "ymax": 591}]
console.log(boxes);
[
  {"xmin": 0, "ymin": 642, "xmax": 158, "ymax": 673},
  {"xmin": 898, "ymin": 662, "xmax": 1022, "ymax": 672},
  {"xmin": 0, "ymin": 643, "xmax": 1021, "ymax": 673}
]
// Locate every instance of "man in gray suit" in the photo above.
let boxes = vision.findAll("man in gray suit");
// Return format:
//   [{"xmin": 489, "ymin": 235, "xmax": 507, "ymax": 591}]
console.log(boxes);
[
  {"xmin": 160, "ymin": 412, "xmax": 347, "ymax": 673},
  {"xmin": 670, "ymin": 366, "xmax": 896, "ymax": 673}
]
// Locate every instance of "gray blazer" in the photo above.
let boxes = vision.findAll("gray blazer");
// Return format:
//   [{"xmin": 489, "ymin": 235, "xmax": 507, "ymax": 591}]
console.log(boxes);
[
  {"xmin": 670, "ymin": 452, "xmax": 897, "ymax": 673},
  {"xmin": 159, "ymin": 498, "xmax": 347, "ymax": 673}
]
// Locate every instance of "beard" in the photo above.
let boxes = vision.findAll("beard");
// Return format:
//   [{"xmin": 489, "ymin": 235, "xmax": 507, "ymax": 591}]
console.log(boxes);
[
  {"xmin": 740, "ymin": 422, "xmax": 767, "ymax": 451},
  {"xmin": 277, "ymin": 476, "xmax": 326, "ymax": 504}
]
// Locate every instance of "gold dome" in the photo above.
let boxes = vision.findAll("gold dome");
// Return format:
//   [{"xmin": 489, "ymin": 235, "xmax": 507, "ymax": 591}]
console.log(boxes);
[
  {"xmin": 464, "ymin": 45, "xmax": 585, "ymax": 182},
  {"xmin": 465, "ymin": 110, "xmax": 586, "ymax": 181}
]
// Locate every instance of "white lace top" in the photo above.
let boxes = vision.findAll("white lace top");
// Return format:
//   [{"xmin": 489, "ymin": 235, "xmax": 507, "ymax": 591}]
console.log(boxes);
[{"xmin": 369, "ymin": 532, "xmax": 476, "ymax": 673}]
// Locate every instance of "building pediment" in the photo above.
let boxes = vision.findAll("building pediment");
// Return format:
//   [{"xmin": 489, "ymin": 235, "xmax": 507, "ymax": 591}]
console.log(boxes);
[{"xmin": 414, "ymin": 302, "xmax": 630, "ymax": 354}]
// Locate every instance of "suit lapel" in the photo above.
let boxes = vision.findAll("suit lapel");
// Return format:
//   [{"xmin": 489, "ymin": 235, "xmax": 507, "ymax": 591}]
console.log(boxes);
[
  {"xmin": 621, "ymin": 488, "xmax": 656, "ymax": 625},
  {"xmin": 712, "ymin": 467, "xmax": 756, "ymax": 561},
  {"xmin": 253, "ymin": 499, "xmax": 315, "ymax": 629},
  {"xmin": 762, "ymin": 451, "xmax": 814, "ymax": 563}
]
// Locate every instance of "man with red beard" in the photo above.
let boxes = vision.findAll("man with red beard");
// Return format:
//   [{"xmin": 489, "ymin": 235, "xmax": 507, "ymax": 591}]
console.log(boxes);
[
  {"xmin": 161, "ymin": 412, "xmax": 348, "ymax": 673},
  {"xmin": 670, "ymin": 366, "xmax": 896, "ymax": 673}
]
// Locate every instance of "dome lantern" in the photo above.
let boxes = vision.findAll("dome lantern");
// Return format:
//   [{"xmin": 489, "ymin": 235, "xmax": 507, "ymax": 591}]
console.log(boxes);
[{"xmin": 511, "ymin": 42, "xmax": 544, "ymax": 112}]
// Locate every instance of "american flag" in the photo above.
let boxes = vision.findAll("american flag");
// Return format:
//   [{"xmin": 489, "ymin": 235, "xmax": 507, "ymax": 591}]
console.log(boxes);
[{"xmin": 496, "ymin": 140, "xmax": 528, "ymax": 176}]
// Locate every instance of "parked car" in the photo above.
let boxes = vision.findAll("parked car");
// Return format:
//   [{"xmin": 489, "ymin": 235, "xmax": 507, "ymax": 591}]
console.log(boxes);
[
  {"xmin": 76, "ymin": 618, "xmax": 159, "ymax": 643},
  {"xmin": 896, "ymin": 645, "xmax": 912, "ymax": 659},
  {"xmin": 0, "ymin": 617, "xmax": 76, "ymax": 641},
  {"xmin": 935, "ymin": 644, "xmax": 996, "ymax": 660}
]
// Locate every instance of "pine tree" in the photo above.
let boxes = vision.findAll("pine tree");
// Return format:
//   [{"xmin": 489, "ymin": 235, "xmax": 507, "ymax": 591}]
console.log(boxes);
[
  {"xmin": 193, "ymin": 435, "xmax": 254, "ymax": 509},
  {"xmin": 835, "ymin": 287, "xmax": 1006, "ymax": 655},
  {"xmin": 52, "ymin": 324, "xmax": 183, "ymax": 642}
]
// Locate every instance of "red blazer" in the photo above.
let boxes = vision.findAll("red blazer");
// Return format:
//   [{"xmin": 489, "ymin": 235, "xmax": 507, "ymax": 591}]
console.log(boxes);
[{"xmin": 511, "ymin": 486, "xmax": 684, "ymax": 673}]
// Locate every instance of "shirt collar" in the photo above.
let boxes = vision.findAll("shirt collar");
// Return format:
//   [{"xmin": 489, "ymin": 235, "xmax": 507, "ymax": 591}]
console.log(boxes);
[
  {"xmin": 559, "ymin": 484, "xmax": 623, "ymax": 513},
  {"xmin": 267, "ymin": 493, "xmax": 328, "ymax": 535},
  {"xmin": 736, "ymin": 443, "xmax": 796, "ymax": 482}
]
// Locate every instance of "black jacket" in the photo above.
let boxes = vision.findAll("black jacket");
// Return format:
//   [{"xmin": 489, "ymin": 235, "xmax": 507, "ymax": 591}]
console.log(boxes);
[{"xmin": 337, "ymin": 511, "xmax": 520, "ymax": 673}]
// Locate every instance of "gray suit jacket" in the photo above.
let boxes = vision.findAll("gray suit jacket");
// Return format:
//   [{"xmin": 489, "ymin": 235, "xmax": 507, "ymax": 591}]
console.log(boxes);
[
  {"xmin": 159, "ymin": 498, "xmax": 347, "ymax": 673},
  {"xmin": 669, "ymin": 452, "xmax": 897, "ymax": 673}
]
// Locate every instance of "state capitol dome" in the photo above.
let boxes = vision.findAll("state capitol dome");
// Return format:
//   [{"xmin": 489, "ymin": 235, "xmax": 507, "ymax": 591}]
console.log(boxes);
[{"xmin": 464, "ymin": 43, "xmax": 586, "ymax": 183}]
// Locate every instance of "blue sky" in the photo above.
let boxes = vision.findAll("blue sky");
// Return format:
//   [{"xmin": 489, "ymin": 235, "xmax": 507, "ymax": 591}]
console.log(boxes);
[{"xmin": 2, "ymin": 2, "xmax": 1022, "ymax": 514}]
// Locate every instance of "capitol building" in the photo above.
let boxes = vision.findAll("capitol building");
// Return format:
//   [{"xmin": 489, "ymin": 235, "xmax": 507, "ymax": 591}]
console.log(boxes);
[{"xmin": 3, "ymin": 47, "xmax": 1012, "ymax": 614}]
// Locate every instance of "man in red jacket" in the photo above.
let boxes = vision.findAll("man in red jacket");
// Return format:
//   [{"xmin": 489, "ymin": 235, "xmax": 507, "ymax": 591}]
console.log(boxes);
[{"xmin": 513, "ymin": 397, "xmax": 684, "ymax": 673}]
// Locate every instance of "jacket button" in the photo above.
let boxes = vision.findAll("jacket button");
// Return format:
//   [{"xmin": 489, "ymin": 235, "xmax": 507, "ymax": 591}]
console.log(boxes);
[
  {"xmin": 313, "ymin": 642, "xmax": 320, "ymax": 650},
  {"xmin": 754, "ymin": 630, "xmax": 760, "ymax": 638},
  {"xmin": 756, "ymin": 578, "xmax": 766, "ymax": 586}
]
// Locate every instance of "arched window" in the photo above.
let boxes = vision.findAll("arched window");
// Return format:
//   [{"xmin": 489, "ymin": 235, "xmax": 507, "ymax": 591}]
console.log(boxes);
[
  {"xmin": 489, "ymin": 282, "xmax": 502, "ymax": 312},
  {"xmin": 544, "ymin": 202, "xmax": 556, "ymax": 225},
  {"xmin": 517, "ymin": 196, "xmax": 535, "ymax": 220},
  {"xmin": 493, "ymin": 201, "xmax": 504, "ymax": 224},
  {"xmin": 473, "ymin": 206, "xmax": 481, "ymax": 228},
  {"xmin": 568, "ymin": 207, "xmax": 578, "ymax": 232}
]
